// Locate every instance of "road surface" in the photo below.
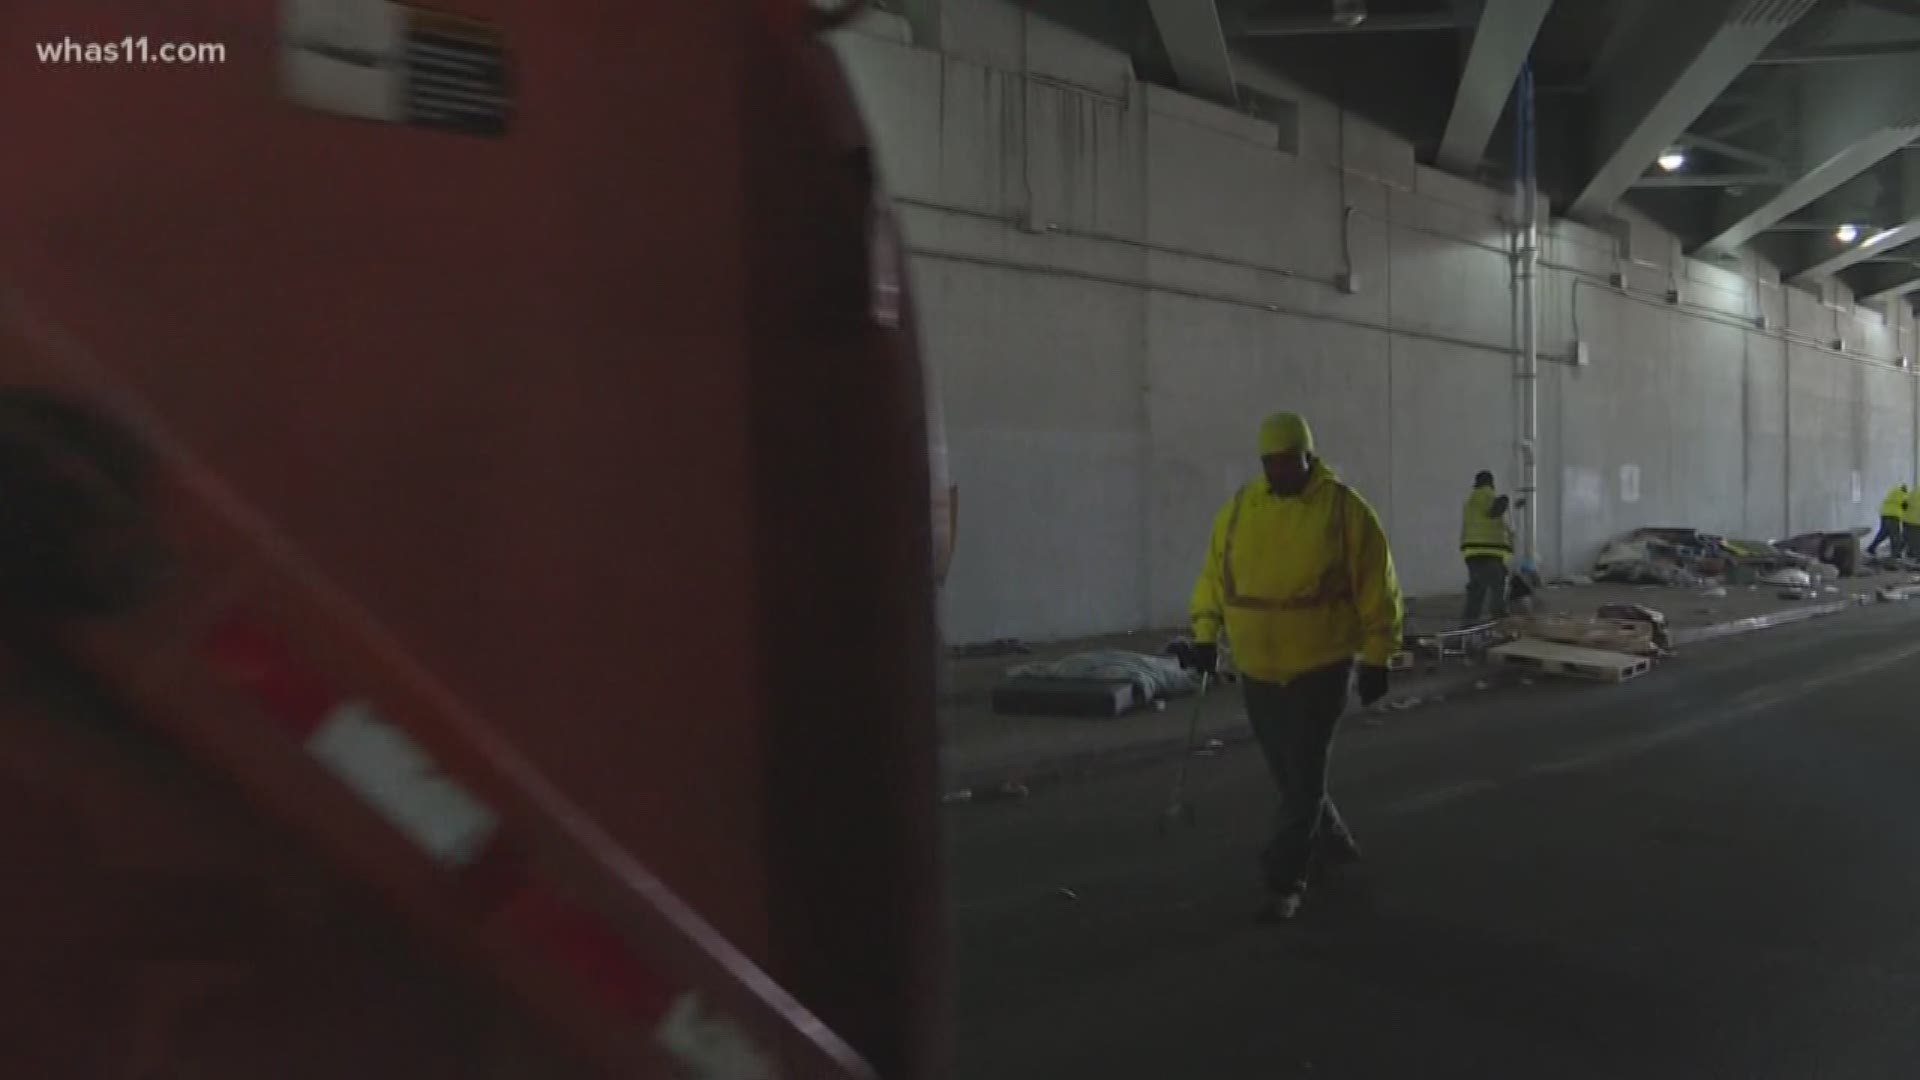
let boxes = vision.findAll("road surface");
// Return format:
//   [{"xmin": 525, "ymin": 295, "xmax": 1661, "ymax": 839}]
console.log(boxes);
[{"xmin": 948, "ymin": 603, "xmax": 1920, "ymax": 1079}]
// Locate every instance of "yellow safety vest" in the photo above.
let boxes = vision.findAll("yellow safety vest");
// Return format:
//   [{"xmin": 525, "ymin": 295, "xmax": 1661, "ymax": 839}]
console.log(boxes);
[
  {"xmin": 1190, "ymin": 464, "xmax": 1404, "ymax": 684},
  {"xmin": 1883, "ymin": 486, "xmax": 1908, "ymax": 520},
  {"xmin": 1460, "ymin": 487, "xmax": 1514, "ymax": 564}
]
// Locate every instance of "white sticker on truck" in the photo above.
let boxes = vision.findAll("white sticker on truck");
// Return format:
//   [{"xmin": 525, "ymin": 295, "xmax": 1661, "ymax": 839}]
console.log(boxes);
[
  {"xmin": 282, "ymin": 0, "xmax": 511, "ymax": 137},
  {"xmin": 656, "ymin": 993, "xmax": 778, "ymax": 1080},
  {"xmin": 282, "ymin": 0, "xmax": 407, "ymax": 123},
  {"xmin": 306, "ymin": 699, "xmax": 499, "ymax": 867}
]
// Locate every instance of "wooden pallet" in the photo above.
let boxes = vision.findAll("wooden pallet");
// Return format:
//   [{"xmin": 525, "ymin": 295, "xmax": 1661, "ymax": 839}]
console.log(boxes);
[{"xmin": 1487, "ymin": 639, "xmax": 1652, "ymax": 683}]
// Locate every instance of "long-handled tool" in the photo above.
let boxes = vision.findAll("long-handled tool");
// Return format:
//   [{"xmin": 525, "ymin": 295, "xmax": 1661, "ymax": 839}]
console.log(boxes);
[{"xmin": 1158, "ymin": 670, "xmax": 1211, "ymax": 836}]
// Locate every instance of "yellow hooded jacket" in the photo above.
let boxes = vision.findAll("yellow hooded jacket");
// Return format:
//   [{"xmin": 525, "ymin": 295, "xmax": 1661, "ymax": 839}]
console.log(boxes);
[{"xmin": 1190, "ymin": 461, "xmax": 1405, "ymax": 684}]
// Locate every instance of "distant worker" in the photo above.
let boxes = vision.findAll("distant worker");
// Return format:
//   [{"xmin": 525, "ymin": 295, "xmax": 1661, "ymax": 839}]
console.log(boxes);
[
  {"xmin": 1870, "ymin": 483, "xmax": 1908, "ymax": 558},
  {"xmin": 1461, "ymin": 470, "xmax": 1518, "ymax": 624},
  {"xmin": 1903, "ymin": 482, "xmax": 1920, "ymax": 561},
  {"xmin": 1180, "ymin": 412, "xmax": 1403, "ymax": 923}
]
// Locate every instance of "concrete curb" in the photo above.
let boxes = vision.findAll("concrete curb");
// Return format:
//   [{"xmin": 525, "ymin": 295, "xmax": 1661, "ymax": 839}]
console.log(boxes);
[
  {"xmin": 1668, "ymin": 599, "xmax": 1858, "ymax": 646},
  {"xmin": 943, "ymin": 595, "xmax": 1881, "ymax": 801}
]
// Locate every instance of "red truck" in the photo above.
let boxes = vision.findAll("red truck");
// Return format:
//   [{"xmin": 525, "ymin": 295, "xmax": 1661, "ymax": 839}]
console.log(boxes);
[{"xmin": 0, "ymin": 0, "xmax": 944, "ymax": 1075}]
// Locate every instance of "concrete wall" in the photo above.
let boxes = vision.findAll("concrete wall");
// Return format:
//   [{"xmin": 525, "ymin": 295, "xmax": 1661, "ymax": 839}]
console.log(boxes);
[{"xmin": 833, "ymin": 8, "xmax": 1920, "ymax": 644}]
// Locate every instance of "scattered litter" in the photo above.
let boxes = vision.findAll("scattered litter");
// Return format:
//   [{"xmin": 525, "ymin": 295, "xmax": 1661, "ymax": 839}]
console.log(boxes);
[
  {"xmin": 998, "ymin": 781, "xmax": 1030, "ymax": 799},
  {"xmin": 1202, "ymin": 737, "xmax": 1225, "ymax": 752},
  {"xmin": 1778, "ymin": 588, "xmax": 1815, "ymax": 601},
  {"xmin": 1154, "ymin": 699, "xmax": 1168, "ymax": 712},
  {"xmin": 1565, "ymin": 574, "xmax": 1595, "ymax": 587},
  {"xmin": 1474, "ymin": 680, "xmax": 1491, "ymax": 691},
  {"xmin": 1759, "ymin": 568, "xmax": 1813, "ymax": 588},
  {"xmin": 1520, "ymin": 678, "xmax": 1535, "ymax": 687},
  {"xmin": 1701, "ymin": 586, "xmax": 1728, "ymax": 598},
  {"xmin": 942, "ymin": 789, "xmax": 974, "ymax": 804},
  {"xmin": 1388, "ymin": 696, "xmax": 1423, "ymax": 711},
  {"xmin": 1055, "ymin": 887, "xmax": 1080, "ymax": 902},
  {"xmin": 1823, "ymin": 586, "xmax": 1840, "ymax": 594}
]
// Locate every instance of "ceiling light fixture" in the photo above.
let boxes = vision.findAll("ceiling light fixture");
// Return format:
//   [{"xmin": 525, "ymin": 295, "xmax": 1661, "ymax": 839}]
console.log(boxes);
[
  {"xmin": 1656, "ymin": 149, "xmax": 1687, "ymax": 172},
  {"xmin": 1836, "ymin": 224, "xmax": 1860, "ymax": 244}
]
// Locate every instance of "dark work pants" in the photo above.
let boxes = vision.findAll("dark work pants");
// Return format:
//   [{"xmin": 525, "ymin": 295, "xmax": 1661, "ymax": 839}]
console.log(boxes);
[
  {"xmin": 1870, "ymin": 516, "xmax": 1904, "ymax": 556},
  {"xmin": 1462, "ymin": 555, "xmax": 1509, "ymax": 623},
  {"xmin": 1245, "ymin": 663, "xmax": 1355, "ymax": 896}
]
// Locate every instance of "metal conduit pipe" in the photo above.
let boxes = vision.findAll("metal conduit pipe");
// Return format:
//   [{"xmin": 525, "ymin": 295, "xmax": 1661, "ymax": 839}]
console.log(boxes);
[{"xmin": 1514, "ymin": 61, "xmax": 1541, "ymax": 566}]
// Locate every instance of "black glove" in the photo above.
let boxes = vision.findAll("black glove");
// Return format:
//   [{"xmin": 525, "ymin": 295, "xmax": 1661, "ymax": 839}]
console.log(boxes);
[
  {"xmin": 1355, "ymin": 665, "xmax": 1390, "ymax": 707},
  {"xmin": 1174, "ymin": 641, "xmax": 1218, "ymax": 675}
]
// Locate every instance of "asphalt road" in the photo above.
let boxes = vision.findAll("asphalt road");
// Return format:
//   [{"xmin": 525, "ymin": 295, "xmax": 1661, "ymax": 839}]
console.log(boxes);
[{"xmin": 947, "ymin": 603, "xmax": 1920, "ymax": 1079}]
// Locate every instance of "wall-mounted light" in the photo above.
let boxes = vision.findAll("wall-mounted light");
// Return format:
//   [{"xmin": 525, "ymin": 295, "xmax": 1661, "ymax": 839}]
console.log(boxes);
[
  {"xmin": 1656, "ymin": 149, "xmax": 1687, "ymax": 172},
  {"xmin": 1836, "ymin": 224, "xmax": 1860, "ymax": 244}
]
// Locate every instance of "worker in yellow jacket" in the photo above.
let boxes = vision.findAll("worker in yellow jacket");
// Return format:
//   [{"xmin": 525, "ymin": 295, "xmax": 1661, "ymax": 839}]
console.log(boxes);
[
  {"xmin": 1461, "ymin": 470, "xmax": 1517, "ymax": 623},
  {"xmin": 1181, "ymin": 412, "xmax": 1404, "ymax": 922},
  {"xmin": 1870, "ymin": 483, "xmax": 1907, "ymax": 558},
  {"xmin": 1902, "ymin": 483, "xmax": 1920, "ymax": 560}
]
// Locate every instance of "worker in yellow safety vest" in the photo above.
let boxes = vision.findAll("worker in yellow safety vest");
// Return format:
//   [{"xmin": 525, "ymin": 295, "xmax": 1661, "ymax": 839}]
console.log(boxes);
[
  {"xmin": 1460, "ymin": 471, "xmax": 1517, "ymax": 624},
  {"xmin": 1179, "ymin": 412, "xmax": 1404, "ymax": 923},
  {"xmin": 1870, "ymin": 483, "xmax": 1908, "ymax": 558},
  {"xmin": 1902, "ymin": 483, "xmax": 1920, "ymax": 560}
]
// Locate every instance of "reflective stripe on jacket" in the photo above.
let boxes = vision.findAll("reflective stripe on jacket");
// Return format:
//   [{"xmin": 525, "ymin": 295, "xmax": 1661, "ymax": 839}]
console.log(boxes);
[
  {"xmin": 1189, "ymin": 463, "xmax": 1404, "ymax": 684},
  {"xmin": 1883, "ymin": 486, "xmax": 1908, "ymax": 520},
  {"xmin": 1460, "ymin": 486, "xmax": 1514, "ymax": 563}
]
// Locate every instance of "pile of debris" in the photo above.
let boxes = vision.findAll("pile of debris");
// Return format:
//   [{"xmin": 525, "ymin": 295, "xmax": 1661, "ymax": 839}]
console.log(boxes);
[
  {"xmin": 1588, "ymin": 526, "xmax": 1869, "ymax": 589},
  {"xmin": 1499, "ymin": 604, "xmax": 1671, "ymax": 658},
  {"xmin": 1484, "ymin": 603, "xmax": 1669, "ymax": 684}
]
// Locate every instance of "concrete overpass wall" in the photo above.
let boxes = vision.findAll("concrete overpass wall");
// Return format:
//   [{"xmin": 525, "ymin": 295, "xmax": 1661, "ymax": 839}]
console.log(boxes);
[{"xmin": 832, "ymin": 9, "xmax": 1920, "ymax": 644}]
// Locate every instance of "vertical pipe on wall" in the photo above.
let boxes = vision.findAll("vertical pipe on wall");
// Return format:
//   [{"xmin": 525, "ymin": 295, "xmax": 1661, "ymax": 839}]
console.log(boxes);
[
  {"xmin": 1514, "ymin": 62, "xmax": 1540, "ymax": 562},
  {"xmin": 1783, "ymin": 340, "xmax": 1793, "ymax": 536}
]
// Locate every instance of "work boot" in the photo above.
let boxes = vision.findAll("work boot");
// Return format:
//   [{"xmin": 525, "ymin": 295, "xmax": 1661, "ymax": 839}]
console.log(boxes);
[{"xmin": 1255, "ymin": 892, "xmax": 1304, "ymax": 924}]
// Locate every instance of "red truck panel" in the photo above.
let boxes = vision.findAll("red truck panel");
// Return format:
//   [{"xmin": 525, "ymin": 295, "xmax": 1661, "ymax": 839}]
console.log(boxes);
[{"xmin": 0, "ymin": 0, "xmax": 942, "ymax": 1074}]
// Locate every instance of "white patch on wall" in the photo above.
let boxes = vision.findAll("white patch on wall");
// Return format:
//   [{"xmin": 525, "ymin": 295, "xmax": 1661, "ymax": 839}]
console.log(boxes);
[
  {"xmin": 1564, "ymin": 466, "xmax": 1603, "ymax": 516},
  {"xmin": 1619, "ymin": 464, "xmax": 1641, "ymax": 505},
  {"xmin": 1851, "ymin": 470, "xmax": 1863, "ymax": 504}
]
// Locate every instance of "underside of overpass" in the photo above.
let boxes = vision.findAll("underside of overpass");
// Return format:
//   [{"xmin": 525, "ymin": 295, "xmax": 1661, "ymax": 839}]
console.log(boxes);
[{"xmin": 836, "ymin": 0, "xmax": 1920, "ymax": 643}]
